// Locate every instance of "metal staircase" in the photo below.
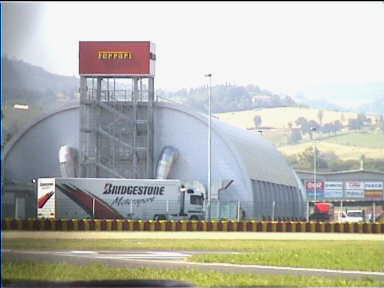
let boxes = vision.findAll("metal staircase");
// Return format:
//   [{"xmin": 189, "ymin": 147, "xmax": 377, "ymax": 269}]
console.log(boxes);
[{"xmin": 79, "ymin": 77, "xmax": 154, "ymax": 179}]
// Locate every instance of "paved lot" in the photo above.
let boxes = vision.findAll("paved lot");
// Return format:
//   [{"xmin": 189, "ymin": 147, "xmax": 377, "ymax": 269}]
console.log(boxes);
[
  {"xmin": 4, "ymin": 249, "xmax": 384, "ymax": 281},
  {"xmin": 5, "ymin": 231, "xmax": 384, "ymax": 240}
]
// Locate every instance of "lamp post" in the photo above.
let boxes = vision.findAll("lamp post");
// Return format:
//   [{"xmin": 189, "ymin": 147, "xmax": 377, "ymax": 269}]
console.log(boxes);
[
  {"xmin": 311, "ymin": 127, "xmax": 317, "ymax": 202},
  {"xmin": 204, "ymin": 73, "xmax": 212, "ymax": 220}
]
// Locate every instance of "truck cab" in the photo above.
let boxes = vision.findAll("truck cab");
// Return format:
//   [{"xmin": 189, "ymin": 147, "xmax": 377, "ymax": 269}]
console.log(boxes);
[
  {"xmin": 181, "ymin": 187, "xmax": 205, "ymax": 220},
  {"xmin": 153, "ymin": 180, "xmax": 205, "ymax": 221}
]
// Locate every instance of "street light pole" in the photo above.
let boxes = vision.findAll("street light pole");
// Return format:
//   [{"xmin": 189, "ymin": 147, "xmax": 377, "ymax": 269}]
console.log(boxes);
[
  {"xmin": 204, "ymin": 73, "xmax": 212, "ymax": 220},
  {"xmin": 313, "ymin": 140, "xmax": 317, "ymax": 202},
  {"xmin": 311, "ymin": 127, "xmax": 317, "ymax": 202}
]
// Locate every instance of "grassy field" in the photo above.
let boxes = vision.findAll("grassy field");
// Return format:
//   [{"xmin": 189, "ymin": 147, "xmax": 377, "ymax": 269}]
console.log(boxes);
[
  {"xmin": 215, "ymin": 107, "xmax": 377, "ymax": 130},
  {"xmin": 215, "ymin": 107, "xmax": 384, "ymax": 160},
  {"xmin": 188, "ymin": 241, "xmax": 383, "ymax": 272},
  {"xmin": 322, "ymin": 132, "xmax": 384, "ymax": 149},
  {"xmin": 5, "ymin": 239, "xmax": 383, "ymax": 272},
  {"xmin": 278, "ymin": 141, "xmax": 384, "ymax": 160},
  {"xmin": 4, "ymin": 261, "xmax": 384, "ymax": 287}
]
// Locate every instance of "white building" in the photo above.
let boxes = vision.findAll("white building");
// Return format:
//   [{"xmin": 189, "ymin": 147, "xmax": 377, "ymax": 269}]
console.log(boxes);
[{"xmin": 4, "ymin": 102, "xmax": 306, "ymax": 220}]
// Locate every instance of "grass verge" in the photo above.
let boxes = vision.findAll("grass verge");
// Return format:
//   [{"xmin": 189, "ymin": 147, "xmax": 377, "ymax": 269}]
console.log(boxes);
[
  {"xmin": 4, "ymin": 261, "xmax": 384, "ymax": 287},
  {"xmin": 323, "ymin": 132, "xmax": 384, "ymax": 149},
  {"xmin": 189, "ymin": 249, "xmax": 382, "ymax": 272},
  {"xmin": 188, "ymin": 241, "xmax": 384, "ymax": 272},
  {"xmin": 5, "ymin": 238, "xmax": 381, "ymax": 251},
  {"xmin": 186, "ymin": 240, "xmax": 383, "ymax": 272},
  {"xmin": 5, "ymin": 239, "xmax": 383, "ymax": 272}
]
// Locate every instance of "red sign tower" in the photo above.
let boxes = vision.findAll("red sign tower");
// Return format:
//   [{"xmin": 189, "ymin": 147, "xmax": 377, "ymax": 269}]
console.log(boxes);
[{"xmin": 79, "ymin": 41, "xmax": 156, "ymax": 179}]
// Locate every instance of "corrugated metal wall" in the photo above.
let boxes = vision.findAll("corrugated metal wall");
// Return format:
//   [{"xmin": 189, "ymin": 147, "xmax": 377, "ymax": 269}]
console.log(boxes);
[{"xmin": 251, "ymin": 180, "xmax": 305, "ymax": 219}]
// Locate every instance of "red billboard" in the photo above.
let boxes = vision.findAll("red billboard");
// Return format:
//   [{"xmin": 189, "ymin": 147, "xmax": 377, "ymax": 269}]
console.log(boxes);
[
  {"xmin": 305, "ymin": 181, "xmax": 324, "ymax": 191},
  {"xmin": 79, "ymin": 41, "xmax": 156, "ymax": 76}
]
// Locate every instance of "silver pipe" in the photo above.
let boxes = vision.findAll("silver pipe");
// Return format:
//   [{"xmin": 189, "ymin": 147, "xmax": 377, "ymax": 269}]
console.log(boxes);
[
  {"xmin": 156, "ymin": 146, "xmax": 179, "ymax": 179},
  {"xmin": 59, "ymin": 145, "xmax": 79, "ymax": 178}
]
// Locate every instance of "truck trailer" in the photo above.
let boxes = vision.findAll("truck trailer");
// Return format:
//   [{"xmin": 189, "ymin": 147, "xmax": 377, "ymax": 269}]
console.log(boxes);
[
  {"xmin": 309, "ymin": 202, "xmax": 334, "ymax": 222},
  {"xmin": 37, "ymin": 178, "xmax": 205, "ymax": 220}
]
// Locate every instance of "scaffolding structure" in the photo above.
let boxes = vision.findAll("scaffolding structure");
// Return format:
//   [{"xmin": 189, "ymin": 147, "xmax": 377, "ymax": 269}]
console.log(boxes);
[{"xmin": 79, "ymin": 76, "xmax": 154, "ymax": 179}]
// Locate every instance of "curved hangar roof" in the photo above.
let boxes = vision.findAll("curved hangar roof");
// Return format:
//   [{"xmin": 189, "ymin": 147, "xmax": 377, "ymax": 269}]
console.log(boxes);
[{"xmin": 5, "ymin": 102, "xmax": 302, "ymax": 204}]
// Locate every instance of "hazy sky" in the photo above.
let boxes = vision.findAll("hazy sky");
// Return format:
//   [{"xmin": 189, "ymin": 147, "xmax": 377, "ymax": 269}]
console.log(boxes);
[{"xmin": 3, "ymin": 1, "xmax": 384, "ymax": 95}]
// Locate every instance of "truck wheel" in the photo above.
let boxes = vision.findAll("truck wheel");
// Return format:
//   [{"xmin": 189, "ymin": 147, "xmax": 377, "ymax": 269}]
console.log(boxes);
[
  {"xmin": 190, "ymin": 215, "xmax": 199, "ymax": 221},
  {"xmin": 154, "ymin": 215, "xmax": 166, "ymax": 221}
]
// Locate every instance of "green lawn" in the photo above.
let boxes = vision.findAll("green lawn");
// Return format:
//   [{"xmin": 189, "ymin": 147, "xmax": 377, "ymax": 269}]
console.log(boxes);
[
  {"xmin": 5, "ymin": 239, "xmax": 383, "ymax": 272},
  {"xmin": 322, "ymin": 132, "xmax": 384, "ymax": 149},
  {"xmin": 4, "ymin": 238, "xmax": 379, "ymax": 252},
  {"xmin": 189, "ymin": 244, "xmax": 383, "ymax": 272},
  {"xmin": 4, "ymin": 261, "xmax": 384, "ymax": 287},
  {"xmin": 186, "ymin": 240, "xmax": 383, "ymax": 272}
]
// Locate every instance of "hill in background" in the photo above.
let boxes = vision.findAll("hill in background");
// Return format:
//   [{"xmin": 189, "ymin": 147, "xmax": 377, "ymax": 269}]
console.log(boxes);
[
  {"xmin": 295, "ymin": 82, "xmax": 384, "ymax": 113},
  {"xmin": 3, "ymin": 57, "xmax": 79, "ymax": 142},
  {"xmin": 358, "ymin": 96, "xmax": 384, "ymax": 115},
  {"xmin": 215, "ymin": 106, "xmax": 384, "ymax": 171},
  {"xmin": 2, "ymin": 57, "xmax": 300, "ymax": 144},
  {"xmin": 157, "ymin": 83, "xmax": 297, "ymax": 114},
  {"xmin": 3, "ymin": 56, "xmax": 383, "ymax": 170}
]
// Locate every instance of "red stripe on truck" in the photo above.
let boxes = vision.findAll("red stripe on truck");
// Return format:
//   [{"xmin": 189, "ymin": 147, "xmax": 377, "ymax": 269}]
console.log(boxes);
[
  {"xmin": 56, "ymin": 184, "xmax": 124, "ymax": 219},
  {"xmin": 38, "ymin": 192, "xmax": 54, "ymax": 209}
]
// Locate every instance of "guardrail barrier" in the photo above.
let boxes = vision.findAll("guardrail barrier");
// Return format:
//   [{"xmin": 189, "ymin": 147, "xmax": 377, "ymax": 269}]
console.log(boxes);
[{"xmin": 2, "ymin": 219, "xmax": 384, "ymax": 233}]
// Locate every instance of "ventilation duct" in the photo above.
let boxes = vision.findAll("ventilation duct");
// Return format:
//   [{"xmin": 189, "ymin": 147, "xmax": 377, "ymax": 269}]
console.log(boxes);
[
  {"xmin": 59, "ymin": 145, "xmax": 79, "ymax": 178},
  {"xmin": 156, "ymin": 146, "xmax": 179, "ymax": 179}
]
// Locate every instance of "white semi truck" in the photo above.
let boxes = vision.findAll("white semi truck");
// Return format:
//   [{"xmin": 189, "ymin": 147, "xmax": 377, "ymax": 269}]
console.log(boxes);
[{"xmin": 37, "ymin": 177, "xmax": 205, "ymax": 220}]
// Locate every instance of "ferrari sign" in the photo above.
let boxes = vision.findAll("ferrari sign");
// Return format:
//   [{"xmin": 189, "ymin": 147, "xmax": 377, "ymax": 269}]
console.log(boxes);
[
  {"xmin": 79, "ymin": 41, "xmax": 156, "ymax": 76},
  {"xmin": 97, "ymin": 51, "xmax": 132, "ymax": 60}
]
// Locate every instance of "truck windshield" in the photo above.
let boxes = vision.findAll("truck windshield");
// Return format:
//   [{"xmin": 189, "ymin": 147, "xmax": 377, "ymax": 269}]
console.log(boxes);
[
  {"xmin": 190, "ymin": 195, "xmax": 203, "ymax": 205},
  {"xmin": 347, "ymin": 212, "xmax": 363, "ymax": 217}
]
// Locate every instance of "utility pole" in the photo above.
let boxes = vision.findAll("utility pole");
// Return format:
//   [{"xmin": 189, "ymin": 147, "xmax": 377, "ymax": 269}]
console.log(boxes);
[
  {"xmin": 204, "ymin": 73, "xmax": 212, "ymax": 220},
  {"xmin": 311, "ymin": 127, "xmax": 317, "ymax": 202}
]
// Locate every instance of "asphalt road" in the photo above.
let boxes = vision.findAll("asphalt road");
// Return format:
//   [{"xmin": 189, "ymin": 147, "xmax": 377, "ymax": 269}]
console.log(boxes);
[{"xmin": 4, "ymin": 249, "xmax": 384, "ymax": 281}]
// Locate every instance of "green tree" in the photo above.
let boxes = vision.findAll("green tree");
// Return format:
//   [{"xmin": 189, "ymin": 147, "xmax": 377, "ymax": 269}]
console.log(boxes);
[
  {"xmin": 295, "ymin": 117, "xmax": 310, "ymax": 136},
  {"xmin": 364, "ymin": 158, "xmax": 384, "ymax": 172},
  {"xmin": 357, "ymin": 113, "xmax": 368, "ymax": 127},
  {"xmin": 334, "ymin": 120, "xmax": 343, "ymax": 133},
  {"xmin": 308, "ymin": 120, "xmax": 320, "ymax": 139},
  {"xmin": 328, "ymin": 159, "xmax": 360, "ymax": 171},
  {"xmin": 341, "ymin": 113, "xmax": 346, "ymax": 124},
  {"xmin": 296, "ymin": 147, "xmax": 328, "ymax": 170},
  {"xmin": 253, "ymin": 115, "xmax": 262, "ymax": 128},
  {"xmin": 317, "ymin": 110, "xmax": 324, "ymax": 126},
  {"xmin": 378, "ymin": 115, "xmax": 384, "ymax": 132},
  {"xmin": 288, "ymin": 128, "xmax": 302, "ymax": 144},
  {"xmin": 348, "ymin": 118, "xmax": 363, "ymax": 130}
]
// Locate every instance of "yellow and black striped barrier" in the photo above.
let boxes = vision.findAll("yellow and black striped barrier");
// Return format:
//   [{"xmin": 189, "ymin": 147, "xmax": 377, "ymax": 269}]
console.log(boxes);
[{"xmin": 2, "ymin": 219, "xmax": 384, "ymax": 233}]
